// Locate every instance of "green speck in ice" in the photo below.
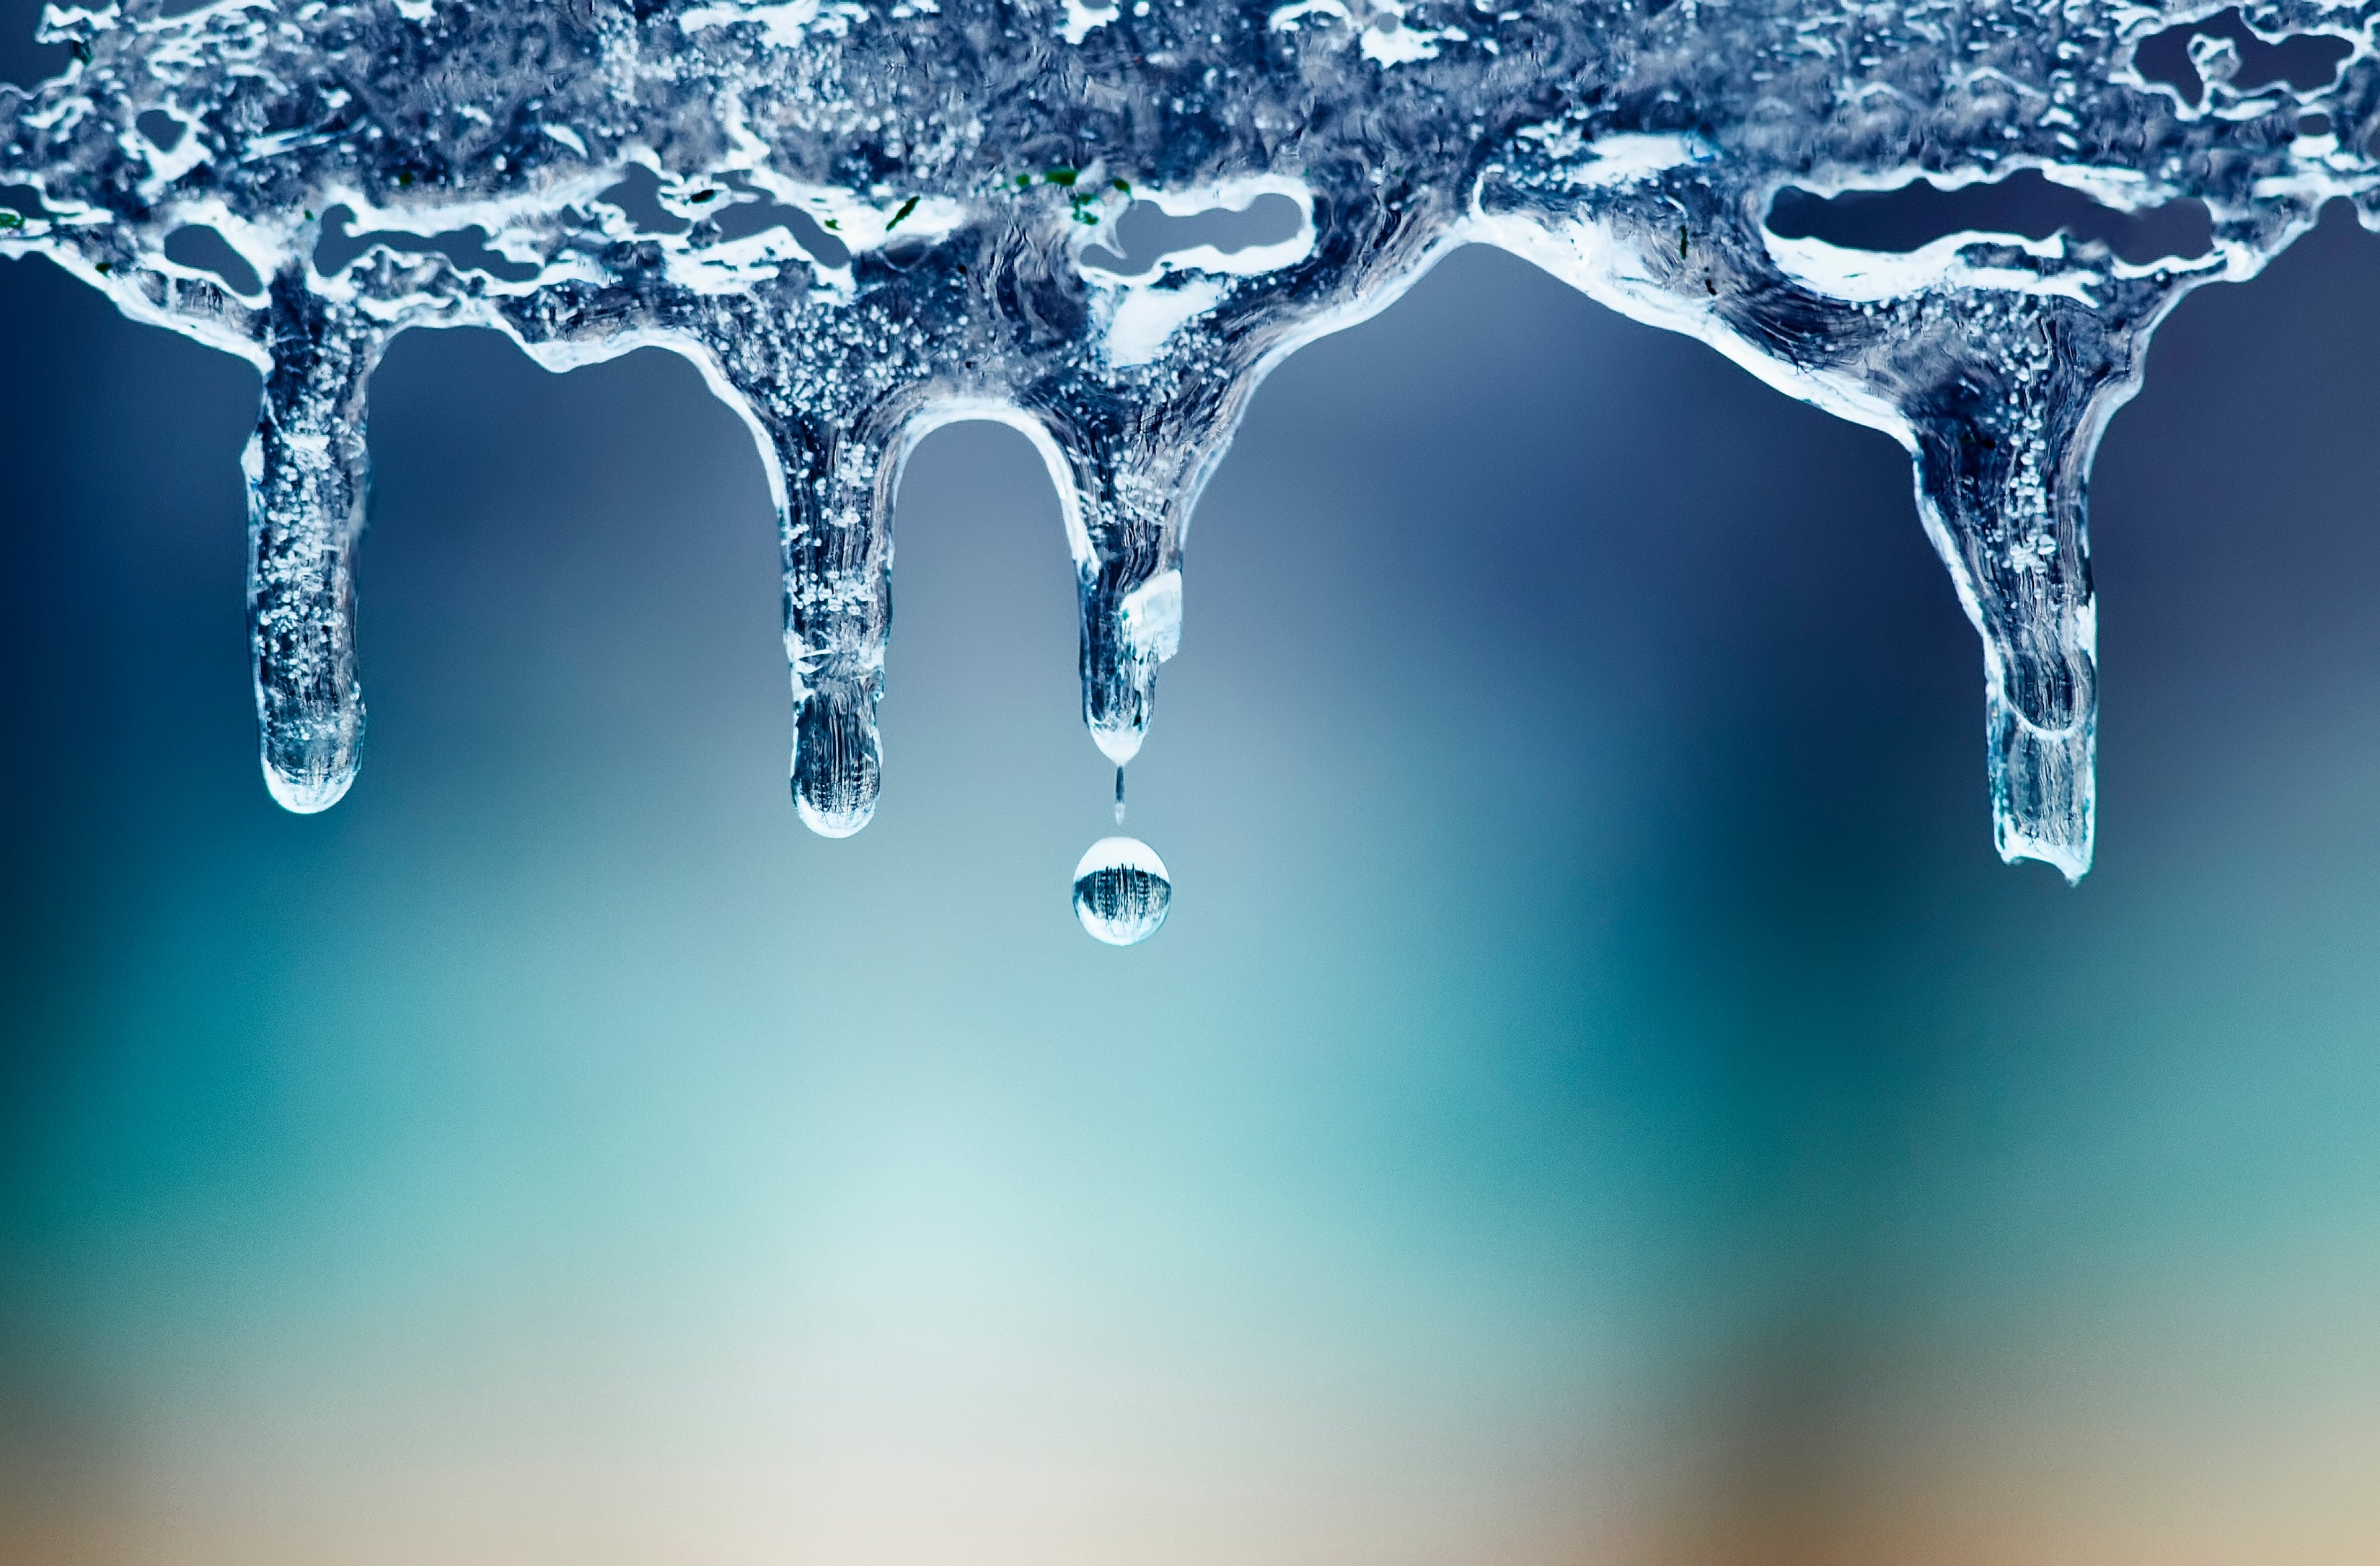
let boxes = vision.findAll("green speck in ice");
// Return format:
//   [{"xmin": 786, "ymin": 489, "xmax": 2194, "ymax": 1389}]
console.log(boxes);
[
  {"xmin": 886, "ymin": 195, "xmax": 920, "ymax": 229},
  {"xmin": 1046, "ymin": 167, "xmax": 1077, "ymax": 186}
]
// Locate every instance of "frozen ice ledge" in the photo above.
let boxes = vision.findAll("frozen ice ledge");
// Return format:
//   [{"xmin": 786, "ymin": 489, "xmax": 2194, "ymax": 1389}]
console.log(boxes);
[{"xmin": 4, "ymin": 0, "xmax": 2376, "ymax": 878}]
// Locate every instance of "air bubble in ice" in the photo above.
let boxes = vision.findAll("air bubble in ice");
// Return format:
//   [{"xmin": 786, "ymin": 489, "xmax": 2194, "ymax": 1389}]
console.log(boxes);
[{"xmin": 1073, "ymin": 837, "xmax": 1171, "ymax": 947}]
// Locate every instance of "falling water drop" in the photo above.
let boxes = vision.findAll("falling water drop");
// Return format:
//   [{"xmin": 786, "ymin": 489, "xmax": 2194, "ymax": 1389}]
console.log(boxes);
[
  {"xmin": 1113, "ymin": 765, "xmax": 1127, "ymax": 824},
  {"xmin": 1072, "ymin": 835, "xmax": 1170, "ymax": 946}
]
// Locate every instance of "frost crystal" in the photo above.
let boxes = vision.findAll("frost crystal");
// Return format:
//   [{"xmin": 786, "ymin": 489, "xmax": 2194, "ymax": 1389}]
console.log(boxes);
[{"xmin": 4, "ymin": 0, "xmax": 2374, "ymax": 878}]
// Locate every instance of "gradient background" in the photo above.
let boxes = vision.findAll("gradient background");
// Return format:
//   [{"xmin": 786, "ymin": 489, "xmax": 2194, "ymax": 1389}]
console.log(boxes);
[{"xmin": 4, "ymin": 19, "xmax": 2379, "ymax": 1560}]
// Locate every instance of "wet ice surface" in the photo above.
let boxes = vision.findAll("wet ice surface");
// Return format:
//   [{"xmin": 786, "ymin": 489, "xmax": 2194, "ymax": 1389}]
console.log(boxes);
[{"xmin": 1, "ymin": 1, "xmax": 2375, "ymax": 885}]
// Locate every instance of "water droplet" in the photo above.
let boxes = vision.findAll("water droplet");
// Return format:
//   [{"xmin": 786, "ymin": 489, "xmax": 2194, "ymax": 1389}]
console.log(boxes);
[
  {"xmin": 1113, "ymin": 765, "xmax": 1127, "ymax": 824},
  {"xmin": 1072, "ymin": 835, "xmax": 1170, "ymax": 946}
]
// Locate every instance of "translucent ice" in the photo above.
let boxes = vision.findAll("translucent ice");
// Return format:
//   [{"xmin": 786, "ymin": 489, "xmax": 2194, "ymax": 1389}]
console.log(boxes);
[
  {"xmin": 1073, "ymin": 836, "xmax": 1172, "ymax": 945},
  {"xmin": 3, "ymin": 0, "xmax": 2375, "ymax": 881}
]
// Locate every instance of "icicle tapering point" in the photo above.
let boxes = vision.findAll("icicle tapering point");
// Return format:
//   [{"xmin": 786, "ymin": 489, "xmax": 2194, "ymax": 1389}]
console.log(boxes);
[{"xmin": 792, "ymin": 682, "xmax": 883, "ymax": 838}]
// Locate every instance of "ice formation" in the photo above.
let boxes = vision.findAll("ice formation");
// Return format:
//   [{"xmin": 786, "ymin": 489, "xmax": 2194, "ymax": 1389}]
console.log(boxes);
[{"xmin": 3, "ymin": 0, "xmax": 2375, "ymax": 879}]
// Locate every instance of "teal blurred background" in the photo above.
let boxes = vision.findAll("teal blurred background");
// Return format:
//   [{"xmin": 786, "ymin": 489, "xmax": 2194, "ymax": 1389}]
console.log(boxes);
[{"xmin": 3, "ymin": 71, "xmax": 2379, "ymax": 1560}]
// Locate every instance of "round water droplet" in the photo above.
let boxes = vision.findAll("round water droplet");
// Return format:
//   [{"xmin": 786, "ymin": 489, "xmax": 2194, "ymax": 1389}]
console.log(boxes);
[{"xmin": 1072, "ymin": 835, "xmax": 1170, "ymax": 946}]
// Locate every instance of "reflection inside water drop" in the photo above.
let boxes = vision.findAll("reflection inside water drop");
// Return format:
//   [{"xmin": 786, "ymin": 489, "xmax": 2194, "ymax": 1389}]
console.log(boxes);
[{"xmin": 1072, "ymin": 835, "xmax": 1171, "ymax": 946}]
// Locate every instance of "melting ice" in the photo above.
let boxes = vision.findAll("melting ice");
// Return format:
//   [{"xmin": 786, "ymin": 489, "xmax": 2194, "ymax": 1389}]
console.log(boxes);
[{"xmin": 3, "ymin": 0, "xmax": 2376, "ymax": 892}]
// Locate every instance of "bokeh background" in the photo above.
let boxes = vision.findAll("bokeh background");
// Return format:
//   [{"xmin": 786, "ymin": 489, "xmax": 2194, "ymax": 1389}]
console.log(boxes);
[{"xmin": 4, "ymin": 19, "xmax": 2379, "ymax": 1564}]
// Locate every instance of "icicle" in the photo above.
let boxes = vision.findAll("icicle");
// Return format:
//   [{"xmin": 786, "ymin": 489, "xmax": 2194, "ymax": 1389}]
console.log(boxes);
[
  {"xmin": 1032, "ymin": 409, "xmax": 1202, "ymax": 768},
  {"xmin": 773, "ymin": 417, "xmax": 894, "ymax": 837},
  {"xmin": 12, "ymin": 0, "xmax": 2371, "ymax": 891},
  {"xmin": 244, "ymin": 281, "xmax": 382, "ymax": 814},
  {"xmin": 1907, "ymin": 312, "xmax": 2107, "ymax": 882},
  {"xmin": 1079, "ymin": 538, "xmax": 1181, "ymax": 767}
]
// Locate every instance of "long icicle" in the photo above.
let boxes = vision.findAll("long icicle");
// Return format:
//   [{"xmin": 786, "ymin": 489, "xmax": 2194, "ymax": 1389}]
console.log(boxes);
[
  {"xmin": 1907, "ymin": 303, "xmax": 2109, "ymax": 881},
  {"xmin": 775, "ymin": 413, "xmax": 896, "ymax": 837},
  {"xmin": 245, "ymin": 277, "xmax": 382, "ymax": 814}
]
